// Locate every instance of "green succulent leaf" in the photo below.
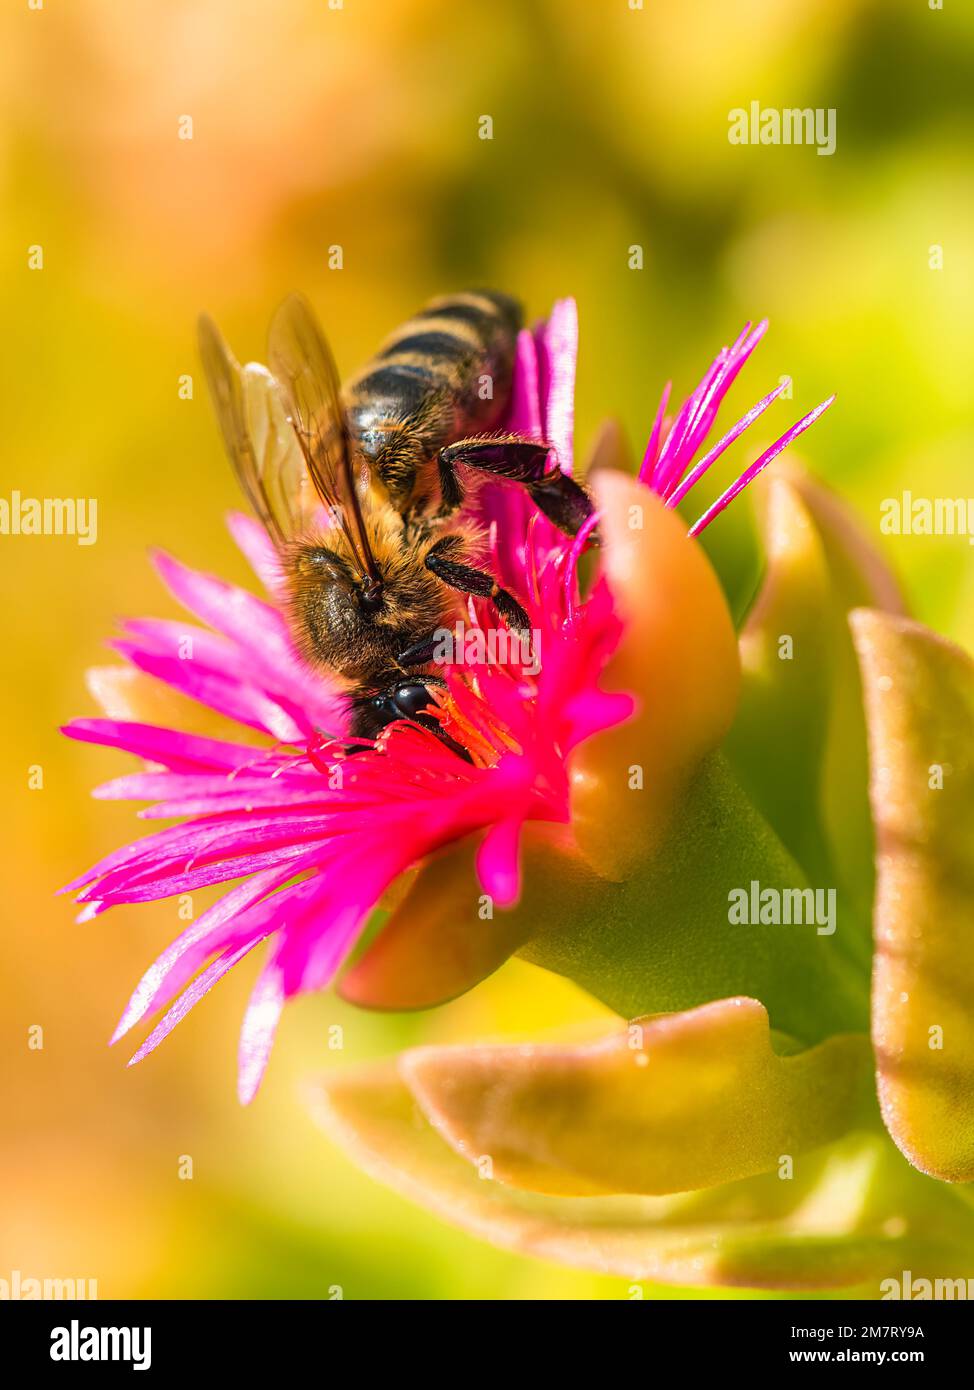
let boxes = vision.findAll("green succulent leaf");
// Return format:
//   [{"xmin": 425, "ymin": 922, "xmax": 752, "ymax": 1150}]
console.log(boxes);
[
  {"xmin": 724, "ymin": 475, "xmax": 835, "ymax": 885},
  {"xmin": 521, "ymin": 753, "xmax": 870, "ymax": 1043},
  {"xmin": 724, "ymin": 466, "xmax": 905, "ymax": 947}
]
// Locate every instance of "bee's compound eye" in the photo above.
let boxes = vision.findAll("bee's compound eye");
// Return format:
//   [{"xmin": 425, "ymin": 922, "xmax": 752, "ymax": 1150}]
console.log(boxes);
[{"xmin": 391, "ymin": 681, "xmax": 435, "ymax": 719}]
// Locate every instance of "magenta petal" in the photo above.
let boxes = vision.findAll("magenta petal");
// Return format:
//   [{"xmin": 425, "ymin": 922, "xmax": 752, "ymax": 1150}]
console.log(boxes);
[
  {"xmin": 65, "ymin": 816, "xmax": 238, "ymax": 895},
  {"xmin": 475, "ymin": 818, "xmax": 523, "ymax": 907},
  {"xmin": 276, "ymin": 845, "xmax": 413, "ymax": 997},
  {"xmin": 639, "ymin": 381, "xmax": 672, "ymax": 482},
  {"xmin": 152, "ymin": 550, "xmax": 289, "ymax": 652},
  {"xmin": 506, "ymin": 329, "xmax": 543, "ymax": 439},
  {"xmin": 535, "ymin": 298, "xmax": 578, "ymax": 473},
  {"xmin": 283, "ymin": 909, "xmax": 363, "ymax": 998},
  {"xmin": 122, "ymin": 616, "xmax": 235, "ymax": 664},
  {"xmin": 81, "ymin": 808, "xmax": 335, "ymax": 892},
  {"xmin": 562, "ymin": 689, "xmax": 635, "ymax": 751},
  {"xmin": 647, "ymin": 319, "xmax": 772, "ymax": 499},
  {"xmin": 127, "ymin": 933, "xmax": 271, "ymax": 1067},
  {"xmin": 666, "ymin": 379, "xmax": 790, "ymax": 508},
  {"xmin": 237, "ymin": 949, "xmax": 286, "ymax": 1105},
  {"xmin": 88, "ymin": 838, "xmax": 329, "ymax": 907},
  {"xmin": 226, "ymin": 511, "xmax": 283, "ymax": 596},
  {"xmin": 655, "ymin": 351, "xmax": 728, "ymax": 494},
  {"xmin": 92, "ymin": 766, "xmax": 316, "ymax": 805},
  {"xmin": 688, "ymin": 394, "xmax": 837, "ymax": 536},
  {"xmin": 61, "ymin": 719, "xmax": 262, "ymax": 773},
  {"xmin": 115, "ymin": 643, "xmax": 310, "ymax": 744},
  {"xmin": 140, "ymin": 781, "xmax": 329, "ymax": 819},
  {"xmin": 110, "ymin": 868, "xmax": 291, "ymax": 1043},
  {"xmin": 637, "ymin": 317, "xmax": 833, "ymax": 539},
  {"xmin": 117, "ymin": 620, "xmax": 322, "ymax": 722}
]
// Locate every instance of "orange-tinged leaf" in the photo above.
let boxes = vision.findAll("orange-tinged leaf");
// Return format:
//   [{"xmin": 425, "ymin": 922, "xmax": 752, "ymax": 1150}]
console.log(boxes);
[
  {"xmin": 581, "ymin": 417, "xmax": 634, "ymax": 476},
  {"xmin": 853, "ymin": 610, "xmax": 974, "ymax": 1181},
  {"xmin": 308, "ymin": 1065, "xmax": 974, "ymax": 1290},
  {"xmin": 401, "ymin": 998, "xmax": 873, "ymax": 1196},
  {"xmin": 779, "ymin": 463, "xmax": 906, "ymax": 616},
  {"xmin": 569, "ymin": 473, "xmax": 740, "ymax": 880}
]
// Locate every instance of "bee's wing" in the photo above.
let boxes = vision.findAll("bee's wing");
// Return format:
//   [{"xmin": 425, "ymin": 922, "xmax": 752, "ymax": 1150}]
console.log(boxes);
[
  {"xmin": 198, "ymin": 314, "xmax": 313, "ymax": 547},
  {"xmin": 267, "ymin": 294, "xmax": 381, "ymax": 590},
  {"xmin": 239, "ymin": 363, "xmax": 316, "ymax": 537}
]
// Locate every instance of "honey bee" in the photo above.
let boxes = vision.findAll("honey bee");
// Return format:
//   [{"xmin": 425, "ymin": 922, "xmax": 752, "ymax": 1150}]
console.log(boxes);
[{"xmin": 198, "ymin": 291, "xmax": 594, "ymax": 748}]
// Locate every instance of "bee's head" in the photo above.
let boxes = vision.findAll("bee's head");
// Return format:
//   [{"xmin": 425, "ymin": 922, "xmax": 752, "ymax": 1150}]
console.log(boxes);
[
  {"xmin": 285, "ymin": 544, "xmax": 383, "ymax": 678},
  {"xmin": 284, "ymin": 539, "xmax": 445, "ymax": 681}
]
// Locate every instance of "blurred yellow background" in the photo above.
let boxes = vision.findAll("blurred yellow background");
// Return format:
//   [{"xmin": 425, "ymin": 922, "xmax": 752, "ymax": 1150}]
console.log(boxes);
[{"xmin": 2, "ymin": 0, "xmax": 972, "ymax": 1299}]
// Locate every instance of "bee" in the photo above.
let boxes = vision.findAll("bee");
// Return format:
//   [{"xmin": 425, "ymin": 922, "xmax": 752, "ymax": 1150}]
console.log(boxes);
[{"xmin": 198, "ymin": 291, "xmax": 594, "ymax": 748}]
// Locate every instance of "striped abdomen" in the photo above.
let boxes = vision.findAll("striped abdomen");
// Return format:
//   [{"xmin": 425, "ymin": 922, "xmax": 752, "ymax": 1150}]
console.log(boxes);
[{"xmin": 343, "ymin": 290, "xmax": 522, "ymax": 512}]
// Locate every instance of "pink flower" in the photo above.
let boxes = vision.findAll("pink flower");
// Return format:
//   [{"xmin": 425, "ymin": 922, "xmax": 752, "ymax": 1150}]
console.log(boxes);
[
  {"xmin": 640, "ymin": 316, "xmax": 835, "ymax": 534},
  {"xmin": 62, "ymin": 299, "xmax": 833, "ymax": 1102}
]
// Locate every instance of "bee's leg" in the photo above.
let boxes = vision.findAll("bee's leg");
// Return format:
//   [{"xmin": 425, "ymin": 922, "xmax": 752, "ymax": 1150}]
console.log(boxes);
[
  {"xmin": 395, "ymin": 632, "xmax": 441, "ymax": 667},
  {"xmin": 438, "ymin": 436, "xmax": 598, "ymax": 540},
  {"xmin": 425, "ymin": 536, "xmax": 531, "ymax": 634},
  {"xmin": 439, "ymin": 436, "xmax": 549, "ymax": 501}
]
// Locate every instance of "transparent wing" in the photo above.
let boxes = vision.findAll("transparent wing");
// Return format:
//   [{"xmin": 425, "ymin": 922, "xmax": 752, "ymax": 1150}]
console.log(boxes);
[
  {"xmin": 239, "ymin": 363, "xmax": 316, "ymax": 537},
  {"xmin": 267, "ymin": 294, "xmax": 381, "ymax": 590},
  {"xmin": 198, "ymin": 314, "xmax": 314, "ymax": 547}
]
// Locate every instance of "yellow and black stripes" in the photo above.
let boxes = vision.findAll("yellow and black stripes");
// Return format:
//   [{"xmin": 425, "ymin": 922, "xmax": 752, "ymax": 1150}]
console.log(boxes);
[{"xmin": 342, "ymin": 291, "xmax": 522, "ymax": 512}]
